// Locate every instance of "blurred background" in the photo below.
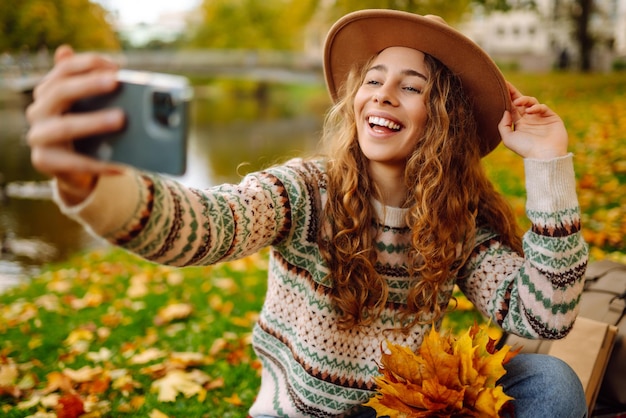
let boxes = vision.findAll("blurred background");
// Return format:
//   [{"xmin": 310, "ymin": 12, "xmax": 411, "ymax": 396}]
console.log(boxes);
[{"xmin": 1, "ymin": 0, "xmax": 625, "ymax": 290}]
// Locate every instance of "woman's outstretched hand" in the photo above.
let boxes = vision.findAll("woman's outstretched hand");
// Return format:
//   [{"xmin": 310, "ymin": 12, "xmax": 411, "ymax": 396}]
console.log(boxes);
[
  {"xmin": 25, "ymin": 45, "xmax": 126, "ymax": 204},
  {"xmin": 498, "ymin": 82, "xmax": 568, "ymax": 160}
]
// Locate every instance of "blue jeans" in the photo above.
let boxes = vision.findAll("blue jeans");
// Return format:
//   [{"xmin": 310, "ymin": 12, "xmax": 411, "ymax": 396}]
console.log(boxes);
[
  {"xmin": 498, "ymin": 353, "xmax": 587, "ymax": 418},
  {"xmin": 255, "ymin": 353, "xmax": 587, "ymax": 418}
]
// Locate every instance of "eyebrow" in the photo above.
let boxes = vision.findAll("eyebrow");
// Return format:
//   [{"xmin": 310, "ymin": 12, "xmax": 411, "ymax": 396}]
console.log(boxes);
[{"xmin": 367, "ymin": 64, "xmax": 428, "ymax": 81}]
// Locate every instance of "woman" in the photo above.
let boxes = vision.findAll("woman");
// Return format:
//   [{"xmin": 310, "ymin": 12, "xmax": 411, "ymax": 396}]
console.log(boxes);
[{"xmin": 26, "ymin": 9, "xmax": 588, "ymax": 418}]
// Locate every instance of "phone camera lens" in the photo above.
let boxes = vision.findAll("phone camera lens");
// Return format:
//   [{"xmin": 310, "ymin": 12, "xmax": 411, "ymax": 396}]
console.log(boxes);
[{"xmin": 152, "ymin": 92, "xmax": 179, "ymax": 127}]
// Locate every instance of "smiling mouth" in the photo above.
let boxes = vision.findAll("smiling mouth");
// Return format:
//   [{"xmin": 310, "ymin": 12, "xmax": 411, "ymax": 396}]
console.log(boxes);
[{"xmin": 368, "ymin": 116, "xmax": 402, "ymax": 131}]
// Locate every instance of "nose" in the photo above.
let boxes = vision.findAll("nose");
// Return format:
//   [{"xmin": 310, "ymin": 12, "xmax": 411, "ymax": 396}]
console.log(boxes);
[{"xmin": 373, "ymin": 86, "xmax": 398, "ymax": 106}]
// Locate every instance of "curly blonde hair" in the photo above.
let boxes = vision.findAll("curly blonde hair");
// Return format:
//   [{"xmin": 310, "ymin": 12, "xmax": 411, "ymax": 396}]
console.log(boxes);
[{"xmin": 319, "ymin": 53, "xmax": 523, "ymax": 330}]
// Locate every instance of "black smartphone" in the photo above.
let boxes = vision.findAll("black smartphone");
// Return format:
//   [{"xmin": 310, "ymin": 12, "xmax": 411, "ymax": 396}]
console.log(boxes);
[{"xmin": 71, "ymin": 70, "xmax": 192, "ymax": 175}]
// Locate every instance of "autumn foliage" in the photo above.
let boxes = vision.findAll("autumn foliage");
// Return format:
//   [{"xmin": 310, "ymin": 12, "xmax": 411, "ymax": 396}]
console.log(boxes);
[{"xmin": 365, "ymin": 324, "xmax": 519, "ymax": 418}]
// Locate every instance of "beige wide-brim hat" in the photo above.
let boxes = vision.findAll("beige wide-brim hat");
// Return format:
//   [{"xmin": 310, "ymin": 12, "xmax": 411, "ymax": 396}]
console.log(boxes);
[{"xmin": 323, "ymin": 9, "xmax": 510, "ymax": 156}]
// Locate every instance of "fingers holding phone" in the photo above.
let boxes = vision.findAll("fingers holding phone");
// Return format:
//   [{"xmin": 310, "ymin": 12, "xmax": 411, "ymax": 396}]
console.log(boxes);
[
  {"xmin": 28, "ymin": 46, "xmax": 120, "ymax": 123},
  {"xmin": 26, "ymin": 46, "xmax": 125, "ymax": 173},
  {"xmin": 28, "ymin": 109, "xmax": 126, "ymax": 171}
]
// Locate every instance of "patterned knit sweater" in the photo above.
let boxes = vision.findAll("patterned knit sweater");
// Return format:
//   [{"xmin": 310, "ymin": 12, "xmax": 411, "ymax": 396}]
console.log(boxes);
[{"xmin": 55, "ymin": 154, "xmax": 588, "ymax": 417}]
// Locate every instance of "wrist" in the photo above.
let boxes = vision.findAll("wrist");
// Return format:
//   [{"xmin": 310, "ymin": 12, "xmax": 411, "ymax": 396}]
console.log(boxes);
[
  {"xmin": 525, "ymin": 147, "xmax": 568, "ymax": 160},
  {"xmin": 56, "ymin": 174, "xmax": 98, "ymax": 206}
]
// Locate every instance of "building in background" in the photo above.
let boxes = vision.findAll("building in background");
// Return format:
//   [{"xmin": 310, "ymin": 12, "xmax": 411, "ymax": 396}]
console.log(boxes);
[
  {"xmin": 118, "ymin": 11, "xmax": 190, "ymax": 48},
  {"xmin": 460, "ymin": 0, "xmax": 626, "ymax": 71},
  {"xmin": 105, "ymin": 7, "xmax": 198, "ymax": 49}
]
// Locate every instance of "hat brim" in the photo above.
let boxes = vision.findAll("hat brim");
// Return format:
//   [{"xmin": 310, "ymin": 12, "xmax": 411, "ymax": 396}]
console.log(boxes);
[{"xmin": 323, "ymin": 9, "xmax": 510, "ymax": 156}]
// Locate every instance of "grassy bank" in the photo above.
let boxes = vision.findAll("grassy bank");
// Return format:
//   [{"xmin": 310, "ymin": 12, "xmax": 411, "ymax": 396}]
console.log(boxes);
[{"xmin": 1, "ymin": 249, "xmax": 268, "ymax": 417}]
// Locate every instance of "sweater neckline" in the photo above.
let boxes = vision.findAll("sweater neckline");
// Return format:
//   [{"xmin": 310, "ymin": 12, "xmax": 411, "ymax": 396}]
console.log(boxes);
[{"xmin": 370, "ymin": 198, "xmax": 408, "ymax": 228}]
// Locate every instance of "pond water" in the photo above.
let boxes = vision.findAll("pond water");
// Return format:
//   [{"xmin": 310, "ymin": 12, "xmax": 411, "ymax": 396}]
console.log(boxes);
[{"xmin": 0, "ymin": 81, "xmax": 326, "ymax": 290}]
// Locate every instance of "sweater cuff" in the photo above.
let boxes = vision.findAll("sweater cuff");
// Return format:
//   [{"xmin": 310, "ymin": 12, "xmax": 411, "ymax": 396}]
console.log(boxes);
[
  {"xmin": 53, "ymin": 170, "xmax": 143, "ymax": 238},
  {"xmin": 524, "ymin": 153, "xmax": 578, "ymax": 213}
]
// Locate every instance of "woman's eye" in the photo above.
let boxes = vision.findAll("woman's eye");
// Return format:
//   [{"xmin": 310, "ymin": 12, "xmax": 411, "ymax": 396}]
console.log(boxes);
[
  {"xmin": 365, "ymin": 79, "xmax": 381, "ymax": 86},
  {"xmin": 404, "ymin": 86, "xmax": 422, "ymax": 93}
]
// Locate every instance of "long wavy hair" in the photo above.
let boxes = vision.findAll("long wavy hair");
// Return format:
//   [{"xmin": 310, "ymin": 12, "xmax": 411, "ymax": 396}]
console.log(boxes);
[{"xmin": 318, "ymin": 52, "xmax": 523, "ymax": 330}]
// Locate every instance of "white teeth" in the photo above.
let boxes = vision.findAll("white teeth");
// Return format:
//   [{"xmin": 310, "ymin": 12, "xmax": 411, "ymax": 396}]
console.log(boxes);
[{"xmin": 368, "ymin": 116, "xmax": 401, "ymax": 131}]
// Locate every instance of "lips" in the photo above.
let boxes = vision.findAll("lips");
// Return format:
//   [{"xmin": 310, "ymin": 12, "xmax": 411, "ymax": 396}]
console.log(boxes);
[{"xmin": 368, "ymin": 115, "xmax": 402, "ymax": 131}]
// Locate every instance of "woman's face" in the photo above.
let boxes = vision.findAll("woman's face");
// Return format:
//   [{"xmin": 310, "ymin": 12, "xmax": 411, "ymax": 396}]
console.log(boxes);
[{"xmin": 354, "ymin": 46, "xmax": 429, "ymax": 172}]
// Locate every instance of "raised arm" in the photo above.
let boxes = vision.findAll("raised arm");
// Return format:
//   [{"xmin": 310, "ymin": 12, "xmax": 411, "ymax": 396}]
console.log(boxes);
[{"xmin": 460, "ymin": 83, "xmax": 588, "ymax": 339}]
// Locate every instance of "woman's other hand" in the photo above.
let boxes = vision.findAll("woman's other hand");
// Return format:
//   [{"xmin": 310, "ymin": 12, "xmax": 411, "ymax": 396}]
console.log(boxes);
[{"xmin": 498, "ymin": 82, "xmax": 569, "ymax": 160}]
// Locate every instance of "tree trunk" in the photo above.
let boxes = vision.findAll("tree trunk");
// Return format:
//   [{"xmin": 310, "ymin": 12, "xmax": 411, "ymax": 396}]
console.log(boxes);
[{"xmin": 575, "ymin": 0, "xmax": 593, "ymax": 72}]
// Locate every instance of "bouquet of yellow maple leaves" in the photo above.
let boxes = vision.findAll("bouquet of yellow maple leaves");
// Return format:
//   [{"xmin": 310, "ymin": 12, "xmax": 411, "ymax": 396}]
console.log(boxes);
[{"xmin": 365, "ymin": 324, "xmax": 519, "ymax": 418}]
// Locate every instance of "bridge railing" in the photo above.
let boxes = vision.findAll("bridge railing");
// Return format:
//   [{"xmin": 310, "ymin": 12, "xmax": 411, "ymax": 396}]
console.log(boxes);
[
  {"xmin": 1, "ymin": 49, "xmax": 324, "ymax": 93},
  {"xmin": 116, "ymin": 49, "xmax": 322, "ymax": 71}
]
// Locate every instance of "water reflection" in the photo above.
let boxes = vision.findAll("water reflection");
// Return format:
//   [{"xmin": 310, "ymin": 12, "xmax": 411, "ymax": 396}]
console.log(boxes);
[
  {"xmin": 178, "ymin": 116, "xmax": 321, "ymax": 188},
  {"xmin": 0, "ymin": 82, "xmax": 325, "ymax": 290}
]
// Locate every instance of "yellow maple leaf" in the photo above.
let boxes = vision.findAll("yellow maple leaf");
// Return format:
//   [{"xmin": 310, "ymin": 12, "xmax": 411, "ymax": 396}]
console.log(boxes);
[
  {"xmin": 64, "ymin": 328, "xmax": 94, "ymax": 346},
  {"xmin": 129, "ymin": 348, "xmax": 168, "ymax": 365},
  {"xmin": 127, "ymin": 273, "xmax": 150, "ymax": 299},
  {"xmin": 62, "ymin": 366, "xmax": 103, "ymax": 383},
  {"xmin": 0, "ymin": 363, "xmax": 18, "ymax": 387},
  {"xmin": 467, "ymin": 325, "xmax": 513, "ymax": 388},
  {"xmin": 169, "ymin": 351, "xmax": 207, "ymax": 368},
  {"xmin": 151, "ymin": 370, "xmax": 207, "ymax": 402},
  {"xmin": 475, "ymin": 385, "xmax": 512, "ymax": 416},
  {"xmin": 0, "ymin": 363, "xmax": 20, "ymax": 398},
  {"xmin": 223, "ymin": 392, "xmax": 243, "ymax": 406},
  {"xmin": 42, "ymin": 371, "xmax": 74, "ymax": 394},
  {"xmin": 154, "ymin": 303, "xmax": 193, "ymax": 326},
  {"xmin": 415, "ymin": 329, "xmax": 460, "ymax": 389},
  {"xmin": 70, "ymin": 289, "xmax": 104, "ymax": 310},
  {"xmin": 365, "ymin": 324, "xmax": 516, "ymax": 417},
  {"xmin": 149, "ymin": 409, "xmax": 170, "ymax": 418},
  {"xmin": 455, "ymin": 332, "xmax": 482, "ymax": 397},
  {"xmin": 374, "ymin": 375, "xmax": 425, "ymax": 412},
  {"xmin": 380, "ymin": 343, "xmax": 423, "ymax": 384},
  {"xmin": 420, "ymin": 378, "xmax": 465, "ymax": 412}
]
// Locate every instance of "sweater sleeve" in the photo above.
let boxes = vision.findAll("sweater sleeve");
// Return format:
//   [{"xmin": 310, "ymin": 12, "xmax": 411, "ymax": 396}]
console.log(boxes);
[
  {"xmin": 458, "ymin": 154, "xmax": 589, "ymax": 340},
  {"xmin": 52, "ymin": 162, "xmax": 305, "ymax": 267}
]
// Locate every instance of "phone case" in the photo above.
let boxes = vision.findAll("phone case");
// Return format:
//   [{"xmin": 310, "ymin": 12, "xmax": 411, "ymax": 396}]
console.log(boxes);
[{"xmin": 72, "ymin": 70, "xmax": 192, "ymax": 175}]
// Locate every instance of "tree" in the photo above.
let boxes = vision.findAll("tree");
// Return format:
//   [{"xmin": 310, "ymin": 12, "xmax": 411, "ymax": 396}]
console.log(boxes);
[
  {"xmin": 188, "ymin": 0, "xmax": 474, "ymax": 51},
  {"xmin": 572, "ymin": 0, "xmax": 593, "ymax": 71},
  {"xmin": 189, "ymin": 0, "xmax": 319, "ymax": 50},
  {"xmin": 0, "ymin": 0, "xmax": 119, "ymax": 53},
  {"xmin": 330, "ymin": 0, "xmax": 473, "ymax": 24}
]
